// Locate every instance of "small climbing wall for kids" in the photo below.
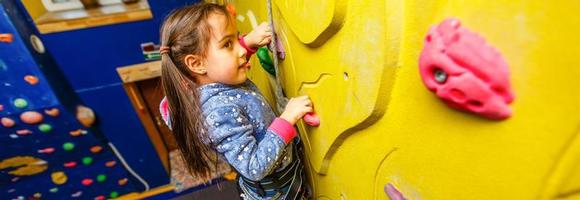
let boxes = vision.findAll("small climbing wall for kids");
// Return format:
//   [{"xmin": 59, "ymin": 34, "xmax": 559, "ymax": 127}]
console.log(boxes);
[
  {"xmin": 0, "ymin": 3, "xmax": 136, "ymax": 200},
  {"xmin": 230, "ymin": 0, "xmax": 580, "ymax": 199}
]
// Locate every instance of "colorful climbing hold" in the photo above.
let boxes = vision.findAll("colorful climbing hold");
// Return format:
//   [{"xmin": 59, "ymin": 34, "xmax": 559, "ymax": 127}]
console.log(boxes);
[
  {"xmin": 82, "ymin": 157, "xmax": 93, "ymax": 165},
  {"xmin": 11, "ymin": 177, "xmax": 19, "ymax": 182},
  {"xmin": 90, "ymin": 146, "xmax": 103, "ymax": 153},
  {"xmin": 44, "ymin": 108, "xmax": 60, "ymax": 117},
  {"xmin": 38, "ymin": 124, "xmax": 52, "ymax": 133},
  {"xmin": 71, "ymin": 191, "xmax": 82, "ymax": 198},
  {"xmin": 38, "ymin": 147, "xmax": 55, "ymax": 154},
  {"xmin": 257, "ymin": 47, "xmax": 276, "ymax": 76},
  {"xmin": 49, "ymin": 188, "xmax": 58, "ymax": 193},
  {"xmin": 24, "ymin": 75, "xmax": 39, "ymax": 85},
  {"xmin": 95, "ymin": 195, "xmax": 106, "ymax": 200},
  {"xmin": 63, "ymin": 161, "xmax": 77, "ymax": 168},
  {"xmin": 33, "ymin": 193, "xmax": 41, "ymax": 198},
  {"xmin": 118, "ymin": 178, "xmax": 128, "ymax": 186},
  {"xmin": 96, "ymin": 174, "xmax": 106, "ymax": 183},
  {"xmin": 16, "ymin": 129, "xmax": 32, "ymax": 136},
  {"xmin": 51, "ymin": 171, "xmax": 68, "ymax": 185},
  {"xmin": 76, "ymin": 105, "xmax": 95, "ymax": 127},
  {"xmin": 303, "ymin": 112, "xmax": 320, "ymax": 127},
  {"xmin": 20, "ymin": 111, "xmax": 43, "ymax": 124},
  {"xmin": 13, "ymin": 98, "xmax": 28, "ymax": 109},
  {"xmin": 1, "ymin": 117, "xmax": 15, "ymax": 128},
  {"xmin": 105, "ymin": 160, "xmax": 116, "ymax": 167},
  {"xmin": 81, "ymin": 178, "xmax": 93, "ymax": 186},
  {"xmin": 0, "ymin": 33, "xmax": 13, "ymax": 43},
  {"xmin": 69, "ymin": 129, "xmax": 82, "ymax": 137},
  {"xmin": 7, "ymin": 188, "xmax": 16, "ymax": 193},
  {"xmin": 109, "ymin": 191, "xmax": 119, "ymax": 198},
  {"xmin": 0, "ymin": 104, "xmax": 4, "ymax": 111},
  {"xmin": 9, "ymin": 134, "xmax": 18, "ymax": 139},
  {"xmin": 62, "ymin": 142, "xmax": 75, "ymax": 151}
]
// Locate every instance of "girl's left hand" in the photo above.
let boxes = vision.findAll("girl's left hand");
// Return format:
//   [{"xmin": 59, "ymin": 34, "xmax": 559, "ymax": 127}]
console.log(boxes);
[{"xmin": 244, "ymin": 22, "xmax": 272, "ymax": 48}]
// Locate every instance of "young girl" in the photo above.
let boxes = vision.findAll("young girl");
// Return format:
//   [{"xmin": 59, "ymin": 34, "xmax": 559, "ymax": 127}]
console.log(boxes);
[{"xmin": 158, "ymin": 3, "xmax": 312, "ymax": 200}]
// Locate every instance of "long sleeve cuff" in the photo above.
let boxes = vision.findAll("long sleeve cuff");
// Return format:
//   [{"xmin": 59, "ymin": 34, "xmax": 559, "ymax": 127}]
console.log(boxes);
[
  {"xmin": 239, "ymin": 36, "xmax": 257, "ymax": 59},
  {"xmin": 268, "ymin": 118, "xmax": 296, "ymax": 144}
]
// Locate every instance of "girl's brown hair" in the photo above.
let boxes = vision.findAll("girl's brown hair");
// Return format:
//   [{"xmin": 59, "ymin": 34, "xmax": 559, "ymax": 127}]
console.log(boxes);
[{"xmin": 159, "ymin": 3, "xmax": 231, "ymax": 182}]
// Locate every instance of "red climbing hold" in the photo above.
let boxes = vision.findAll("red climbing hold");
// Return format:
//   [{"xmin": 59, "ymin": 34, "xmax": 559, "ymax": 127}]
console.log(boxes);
[
  {"xmin": 95, "ymin": 195, "xmax": 106, "ymax": 200},
  {"xmin": 38, "ymin": 148, "xmax": 55, "ymax": 154},
  {"xmin": 63, "ymin": 162, "xmax": 77, "ymax": 168},
  {"xmin": 419, "ymin": 18, "xmax": 514, "ymax": 120},
  {"xmin": 81, "ymin": 179, "xmax": 93, "ymax": 186}
]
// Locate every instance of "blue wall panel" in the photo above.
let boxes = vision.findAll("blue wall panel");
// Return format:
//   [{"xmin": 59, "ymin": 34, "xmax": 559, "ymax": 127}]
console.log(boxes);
[{"xmin": 13, "ymin": 0, "xmax": 202, "ymax": 189}]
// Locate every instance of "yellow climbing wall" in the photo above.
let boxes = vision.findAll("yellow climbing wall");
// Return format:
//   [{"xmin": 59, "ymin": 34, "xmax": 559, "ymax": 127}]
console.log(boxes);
[{"xmin": 230, "ymin": 0, "xmax": 580, "ymax": 199}]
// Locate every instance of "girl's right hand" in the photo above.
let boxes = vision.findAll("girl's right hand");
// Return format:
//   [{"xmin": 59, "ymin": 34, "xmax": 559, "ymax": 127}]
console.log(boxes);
[{"xmin": 280, "ymin": 96, "xmax": 313, "ymax": 125}]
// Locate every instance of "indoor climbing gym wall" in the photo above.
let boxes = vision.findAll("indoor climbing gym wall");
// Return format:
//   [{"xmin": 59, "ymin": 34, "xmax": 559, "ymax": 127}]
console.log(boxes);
[
  {"xmin": 227, "ymin": 0, "xmax": 580, "ymax": 199},
  {"xmin": 0, "ymin": 2, "xmax": 137, "ymax": 199}
]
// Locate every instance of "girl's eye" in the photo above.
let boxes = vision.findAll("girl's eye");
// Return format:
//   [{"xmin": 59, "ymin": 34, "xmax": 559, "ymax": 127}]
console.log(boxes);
[{"xmin": 224, "ymin": 41, "xmax": 232, "ymax": 48}]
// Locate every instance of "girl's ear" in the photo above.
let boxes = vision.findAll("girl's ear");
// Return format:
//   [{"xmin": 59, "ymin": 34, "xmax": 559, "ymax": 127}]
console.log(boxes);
[{"xmin": 184, "ymin": 54, "xmax": 207, "ymax": 75}]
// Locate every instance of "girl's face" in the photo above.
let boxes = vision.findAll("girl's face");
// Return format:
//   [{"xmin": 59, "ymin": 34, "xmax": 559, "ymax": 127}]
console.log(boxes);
[{"xmin": 204, "ymin": 13, "xmax": 249, "ymax": 85}]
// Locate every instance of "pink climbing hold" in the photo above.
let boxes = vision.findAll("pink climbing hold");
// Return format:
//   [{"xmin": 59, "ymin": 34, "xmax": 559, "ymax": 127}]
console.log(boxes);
[
  {"xmin": 20, "ymin": 111, "xmax": 44, "ymax": 124},
  {"xmin": 384, "ymin": 183, "xmax": 406, "ymax": 200},
  {"xmin": 38, "ymin": 148, "xmax": 55, "ymax": 154},
  {"xmin": 419, "ymin": 18, "xmax": 514, "ymax": 120},
  {"xmin": 1, "ymin": 117, "xmax": 16, "ymax": 128},
  {"xmin": 16, "ymin": 129, "xmax": 32, "ymax": 135},
  {"xmin": 303, "ymin": 112, "xmax": 320, "ymax": 127}
]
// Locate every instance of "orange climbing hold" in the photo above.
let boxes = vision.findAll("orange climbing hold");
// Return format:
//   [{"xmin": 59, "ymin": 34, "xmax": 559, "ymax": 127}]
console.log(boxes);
[
  {"xmin": 105, "ymin": 161, "xmax": 116, "ymax": 167},
  {"xmin": 0, "ymin": 33, "xmax": 13, "ymax": 43},
  {"xmin": 20, "ymin": 111, "xmax": 43, "ymax": 124},
  {"xmin": 1, "ymin": 117, "xmax": 15, "ymax": 128},
  {"xmin": 90, "ymin": 146, "xmax": 103, "ymax": 153},
  {"xmin": 69, "ymin": 129, "xmax": 82, "ymax": 137},
  {"xmin": 118, "ymin": 178, "xmax": 128, "ymax": 186},
  {"xmin": 24, "ymin": 75, "xmax": 39, "ymax": 85},
  {"xmin": 44, "ymin": 108, "xmax": 60, "ymax": 117}
]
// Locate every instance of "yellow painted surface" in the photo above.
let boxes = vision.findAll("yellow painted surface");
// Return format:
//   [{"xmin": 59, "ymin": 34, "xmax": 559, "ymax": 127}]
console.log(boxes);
[
  {"xmin": 231, "ymin": 0, "xmax": 580, "ymax": 199},
  {"xmin": 20, "ymin": 0, "xmax": 46, "ymax": 20}
]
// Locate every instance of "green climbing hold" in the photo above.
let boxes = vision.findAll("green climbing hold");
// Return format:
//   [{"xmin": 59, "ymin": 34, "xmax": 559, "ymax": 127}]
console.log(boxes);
[
  {"xmin": 38, "ymin": 124, "xmax": 52, "ymax": 133},
  {"xmin": 257, "ymin": 47, "xmax": 276, "ymax": 76},
  {"xmin": 13, "ymin": 98, "xmax": 28, "ymax": 109},
  {"xmin": 96, "ymin": 174, "xmax": 107, "ymax": 183},
  {"xmin": 109, "ymin": 191, "xmax": 119, "ymax": 198},
  {"xmin": 82, "ymin": 157, "xmax": 93, "ymax": 165},
  {"xmin": 62, "ymin": 142, "xmax": 75, "ymax": 151},
  {"xmin": 49, "ymin": 188, "xmax": 58, "ymax": 193}
]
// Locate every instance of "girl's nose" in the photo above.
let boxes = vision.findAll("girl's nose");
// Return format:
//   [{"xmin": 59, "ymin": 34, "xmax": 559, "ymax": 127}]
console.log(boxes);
[{"xmin": 238, "ymin": 42, "xmax": 247, "ymax": 59}]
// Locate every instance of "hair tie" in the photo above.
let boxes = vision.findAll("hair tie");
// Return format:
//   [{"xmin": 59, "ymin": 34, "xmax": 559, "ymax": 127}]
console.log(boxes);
[{"xmin": 159, "ymin": 46, "xmax": 171, "ymax": 54}]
